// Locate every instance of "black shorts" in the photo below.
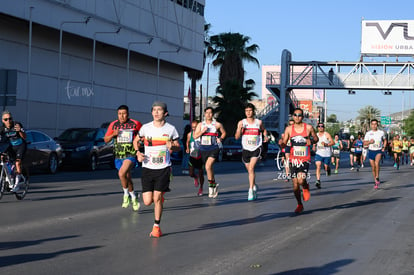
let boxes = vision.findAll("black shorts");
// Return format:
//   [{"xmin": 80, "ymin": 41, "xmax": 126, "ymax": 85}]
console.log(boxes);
[
  {"xmin": 11, "ymin": 143, "xmax": 27, "ymax": 160},
  {"xmin": 200, "ymin": 148, "xmax": 220, "ymax": 163},
  {"xmin": 289, "ymin": 162, "xmax": 310, "ymax": 178},
  {"xmin": 141, "ymin": 167, "xmax": 171, "ymax": 193},
  {"xmin": 242, "ymin": 147, "xmax": 261, "ymax": 163},
  {"xmin": 189, "ymin": 156, "xmax": 203, "ymax": 169}
]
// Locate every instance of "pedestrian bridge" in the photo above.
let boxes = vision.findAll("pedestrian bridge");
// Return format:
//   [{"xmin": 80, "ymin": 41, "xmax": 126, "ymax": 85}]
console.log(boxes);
[{"xmin": 261, "ymin": 49, "xmax": 414, "ymax": 136}]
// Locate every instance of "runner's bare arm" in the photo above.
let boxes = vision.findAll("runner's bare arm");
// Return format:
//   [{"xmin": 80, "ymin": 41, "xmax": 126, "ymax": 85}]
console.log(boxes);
[
  {"xmin": 217, "ymin": 122, "xmax": 226, "ymax": 141},
  {"xmin": 280, "ymin": 126, "xmax": 290, "ymax": 148},
  {"xmin": 234, "ymin": 120, "xmax": 243, "ymax": 140},
  {"xmin": 192, "ymin": 122, "xmax": 203, "ymax": 139},
  {"xmin": 186, "ymin": 132, "xmax": 191, "ymax": 153}
]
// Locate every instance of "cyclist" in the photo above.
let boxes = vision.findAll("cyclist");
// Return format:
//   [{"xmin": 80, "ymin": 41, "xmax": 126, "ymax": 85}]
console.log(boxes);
[{"xmin": 0, "ymin": 111, "xmax": 27, "ymax": 191}]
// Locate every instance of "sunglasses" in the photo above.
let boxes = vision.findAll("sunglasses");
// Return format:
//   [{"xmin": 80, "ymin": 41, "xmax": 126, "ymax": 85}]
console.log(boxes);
[
  {"xmin": 318, "ymin": 125, "xmax": 324, "ymax": 128},
  {"xmin": 3, "ymin": 117, "xmax": 12, "ymax": 121},
  {"xmin": 292, "ymin": 113, "xmax": 303, "ymax": 117}
]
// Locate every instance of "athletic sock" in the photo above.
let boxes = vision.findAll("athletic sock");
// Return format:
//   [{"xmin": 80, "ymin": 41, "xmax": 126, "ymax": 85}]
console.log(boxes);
[
  {"xmin": 123, "ymin": 188, "xmax": 129, "ymax": 195},
  {"xmin": 129, "ymin": 191, "xmax": 136, "ymax": 200}
]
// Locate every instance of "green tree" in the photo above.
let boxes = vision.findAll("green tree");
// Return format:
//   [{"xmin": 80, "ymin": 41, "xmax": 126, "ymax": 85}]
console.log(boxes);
[
  {"xmin": 212, "ymin": 79, "xmax": 258, "ymax": 136},
  {"xmin": 208, "ymin": 32, "xmax": 259, "ymax": 86},
  {"xmin": 327, "ymin": 114, "xmax": 338, "ymax": 123},
  {"xmin": 403, "ymin": 110, "xmax": 414, "ymax": 136},
  {"xmin": 356, "ymin": 105, "xmax": 381, "ymax": 133}
]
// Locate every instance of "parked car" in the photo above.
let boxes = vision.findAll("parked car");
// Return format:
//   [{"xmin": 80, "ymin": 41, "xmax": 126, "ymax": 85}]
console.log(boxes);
[
  {"xmin": 222, "ymin": 137, "xmax": 242, "ymax": 161},
  {"xmin": 24, "ymin": 130, "xmax": 63, "ymax": 174},
  {"xmin": 56, "ymin": 128, "xmax": 114, "ymax": 170}
]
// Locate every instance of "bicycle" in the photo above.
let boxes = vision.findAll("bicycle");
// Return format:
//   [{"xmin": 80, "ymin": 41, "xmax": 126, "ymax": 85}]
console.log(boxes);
[{"xmin": 0, "ymin": 144, "xmax": 29, "ymax": 200}]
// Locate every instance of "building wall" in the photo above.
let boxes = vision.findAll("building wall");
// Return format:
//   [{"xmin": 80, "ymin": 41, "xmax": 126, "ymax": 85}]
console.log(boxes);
[{"xmin": 0, "ymin": 0, "xmax": 205, "ymax": 137}]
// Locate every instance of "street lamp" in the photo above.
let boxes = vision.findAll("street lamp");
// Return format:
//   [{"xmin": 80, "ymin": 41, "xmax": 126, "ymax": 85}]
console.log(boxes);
[
  {"xmin": 90, "ymin": 27, "xmax": 121, "ymax": 125},
  {"xmin": 56, "ymin": 17, "xmax": 90, "ymax": 136},
  {"xmin": 126, "ymin": 37, "xmax": 153, "ymax": 102},
  {"xmin": 156, "ymin": 47, "xmax": 180, "ymax": 99}
]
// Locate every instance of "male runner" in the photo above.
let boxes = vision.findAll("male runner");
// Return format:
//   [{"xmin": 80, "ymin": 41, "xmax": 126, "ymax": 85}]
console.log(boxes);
[
  {"xmin": 104, "ymin": 105, "xmax": 142, "ymax": 211},
  {"xmin": 134, "ymin": 101, "xmax": 180, "ymax": 238},
  {"xmin": 281, "ymin": 108, "xmax": 318, "ymax": 213},
  {"xmin": 186, "ymin": 120, "xmax": 204, "ymax": 196},
  {"xmin": 314, "ymin": 122, "xmax": 334, "ymax": 189},
  {"xmin": 193, "ymin": 107, "xmax": 226, "ymax": 198},
  {"xmin": 363, "ymin": 119, "xmax": 386, "ymax": 189},
  {"xmin": 235, "ymin": 103, "xmax": 268, "ymax": 201},
  {"xmin": 352, "ymin": 133, "xmax": 364, "ymax": 171}
]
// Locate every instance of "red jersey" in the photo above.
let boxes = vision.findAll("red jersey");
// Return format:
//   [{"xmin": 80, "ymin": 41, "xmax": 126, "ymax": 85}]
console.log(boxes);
[{"xmin": 289, "ymin": 123, "xmax": 311, "ymax": 163}]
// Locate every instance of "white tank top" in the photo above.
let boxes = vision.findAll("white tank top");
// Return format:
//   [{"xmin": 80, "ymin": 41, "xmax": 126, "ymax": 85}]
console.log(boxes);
[
  {"xmin": 316, "ymin": 132, "xmax": 332, "ymax": 157},
  {"xmin": 241, "ymin": 118, "xmax": 262, "ymax": 151}
]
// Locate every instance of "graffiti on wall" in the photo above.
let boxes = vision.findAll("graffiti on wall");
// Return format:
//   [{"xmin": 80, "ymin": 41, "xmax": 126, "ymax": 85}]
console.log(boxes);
[{"xmin": 65, "ymin": 80, "xmax": 94, "ymax": 100}]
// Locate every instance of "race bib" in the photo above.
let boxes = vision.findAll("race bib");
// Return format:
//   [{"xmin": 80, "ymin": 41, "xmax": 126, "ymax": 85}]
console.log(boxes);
[
  {"xmin": 355, "ymin": 147, "xmax": 363, "ymax": 152},
  {"xmin": 333, "ymin": 149, "xmax": 340, "ymax": 155},
  {"xmin": 246, "ymin": 136, "xmax": 259, "ymax": 146},
  {"xmin": 372, "ymin": 141, "xmax": 381, "ymax": 149},
  {"xmin": 350, "ymin": 148, "xmax": 355, "ymax": 152},
  {"xmin": 317, "ymin": 144, "xmax": 325, "ymax": 150},
  {"xmin": 293, "ymin": 146, "xmax": 308, "ymax": 157},
  {"xmin": 148, "ymin": 147, "xmax": 167, "ymax": 166},
  {"xmin": 117, "ymin": 129, "xmax": 133, "ymax": 143},
  {"xmin": 201, "ymin": 136, "xmax": 212, "ymax": 145}
]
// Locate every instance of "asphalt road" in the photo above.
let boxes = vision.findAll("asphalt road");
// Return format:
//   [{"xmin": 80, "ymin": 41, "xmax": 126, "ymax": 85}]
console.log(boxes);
[{"xmin": 1, "ymin": 154, "xmax": 414, "ymax": 275}]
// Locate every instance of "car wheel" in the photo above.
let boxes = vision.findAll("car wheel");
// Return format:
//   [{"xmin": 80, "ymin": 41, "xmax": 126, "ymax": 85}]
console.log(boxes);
[
  {"xmin": 48, "ymin": 153, "xmax": 58, "ymax": 174},
  {"xmin": 90, "ymin": 154, "xmax": 98, "ymax": 171}
]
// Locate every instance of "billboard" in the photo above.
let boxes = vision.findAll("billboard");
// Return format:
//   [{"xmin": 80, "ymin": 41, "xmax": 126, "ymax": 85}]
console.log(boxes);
[
  {"xmin": 299, "ymin": 100, "xmax": 313, "ymax": 116},
  {"xmin": 361, "ymin": 20, "xmax": 414, "ymax": 56}
]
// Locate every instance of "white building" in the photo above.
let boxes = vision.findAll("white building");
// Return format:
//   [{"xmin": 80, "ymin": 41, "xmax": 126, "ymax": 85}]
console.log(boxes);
[{"xmin": 0, "ymin": 0, "xmax": 205, "ymax": 136}]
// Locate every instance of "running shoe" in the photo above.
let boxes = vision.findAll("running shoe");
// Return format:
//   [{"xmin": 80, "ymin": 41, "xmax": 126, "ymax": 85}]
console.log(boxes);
[
  {"xmin": 315, "ymin": 180, "xmax": 321, "ymax": 189},
  {"xmin": 132, "ymin": 198, "xmax": 140, "ymax": 211},
  {"xmin": 212, "ymin": 184, "xmax": 219, "ymax": 198},
  {"xmin": 149, "ymin": 225, "xmax": 162, "ymax": 238},
  {"xmin": 253, "ymin": 184, "xmax": 258, "ymax": 199},
  {"xmin": 374, "ymin": 178, "xmax": 380, "ymax": 189},
  {"xmin": 197, "ymin": 188, "xmax": 203, "ymax": 196},
  {"xmin": 361, "ymin": 163, "xmax": 364, "ymax": 168},
  {"xmin": 122, "ymin": 195, "xmax": 130, "ymax": 208},
  {"xmin": 208, "ymin": 187, "xmax": 214, "ymax": 198},
  {"xmin": 294, "ymin": 204, "xmax": 304, "ymax": 213},
  {"xmin": 394, "ymin": 163, "xmax": 397, "ymax": 168},
  {"xmin": 350, "ymin": 167, "xmax": 354, "ymax": 171},
  {"xmin": 302, "ymin": 187, "xmax": 311, "ymax": 201},
  {"xmin": 334, "ymin": 169, "xmax": 338, "ymax": 174},
  {"xmin": 194, "ymin": 177, "xmax": 199, "ymax": 187},
  {"xmin": 248, "ymin": 189, "xmax": 254, "ymax": 201}
]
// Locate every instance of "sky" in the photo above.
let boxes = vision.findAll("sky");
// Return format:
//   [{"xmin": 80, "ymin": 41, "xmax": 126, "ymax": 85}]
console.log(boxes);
[{"xmin": 188, "ymin": 0, "xmax": 414, "ymax": 122}]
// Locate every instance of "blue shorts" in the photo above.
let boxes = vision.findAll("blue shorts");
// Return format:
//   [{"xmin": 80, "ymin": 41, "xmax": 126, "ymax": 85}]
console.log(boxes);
[
  {"xmin": 368, "ymin": 150, "xmax": 382, "ymax": 161},
  {"xmin": 315, "ymin": 154, "xmax": 331, "ymax": 165},
  {"xmin": 115, "ymin": 157, "xmax": 138, "ymax": 170}
]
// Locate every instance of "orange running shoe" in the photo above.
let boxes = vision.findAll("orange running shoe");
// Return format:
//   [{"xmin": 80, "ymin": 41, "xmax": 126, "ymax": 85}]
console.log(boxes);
[
  {"xmin": 149, "ymin": 225, "xmax": 162, "ymax": 238},
  {"xmin": 302, "ymin": 187, "xmax": 311, "ymax": 201},
  {"xmin": 294, "ymin": 204, "xmax": 304, "ymax": 213}
]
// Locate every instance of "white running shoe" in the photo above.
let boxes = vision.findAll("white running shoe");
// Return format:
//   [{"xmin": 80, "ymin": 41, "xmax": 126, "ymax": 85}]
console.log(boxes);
[
  {"xmin": 212, "ymin": 184, "xmax": 219, "ymax": 198},
  {"xmin": 208, "ymin": 187, "xmax": 214, "ymax": 198},
  {"xmin": 248, "ymin": 189, "xmax": 254, "ymax": 201}
]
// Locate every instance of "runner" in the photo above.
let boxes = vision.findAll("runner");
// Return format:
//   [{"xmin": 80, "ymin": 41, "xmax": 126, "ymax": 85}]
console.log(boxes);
[
  {"xmin": 314, "ymin": 122, "xmax": 334, "ymax": 189},
  {"xmin": 363, "ymin": 119, "xmax": 386, "ymax": 189},
  {"xmin": 352, "ymin": 133, "xmax": 364, "ymax": 171},
  {"xmin": 331, "ymin": 134, "xmax": 343, "ymax": 174},
  {"xmin": 193, "ymin": 107, "xmax": 226, "ymax": 198},
  {"xmin": 409, "ymin": 137, "xmax": 414, "ymax": 166},
  {"xmin": 361, "ymin": 134, "xmax": 368, "ymax": 168},
  {"xmin": 133, "ymin": 101, "xmax": 180, "ymax": 238},
  {"xmin": 349, "ymin": 135, "xmax": 355, "ymax": 170},
  {"xmin": 284, "ymin": 119, "xmax": 294, "ymax": 181},
  {"xmin": 278, "ymin": 133, "xmax": 289, "ymax": 181},
  {"xmin": 401, "ymin": 136, "xmax": 410, "ymax": 165},
  {"xmin": 391, "ymin": 135, "xmax": 402, "ymax": 170},
  {"xmin": 281, "ymin": 108, "xmax": 318, "ymax": 214},
  {"xmin": 104, "ymin": 105, "xmax": 142, "ymax": 211},
  {"xmin": 235, "ymin": 103, "xmax": 268, "ymax": 201},
  {"xmin": 186, "ymin": 120, "xmax": 204, "ymax": 196}
]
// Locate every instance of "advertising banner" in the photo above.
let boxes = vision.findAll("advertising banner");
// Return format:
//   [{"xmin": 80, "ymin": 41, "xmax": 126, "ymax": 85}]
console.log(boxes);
[{"xmin": 361, "ymin": 20, "xmax": 414, "ymax": 56}]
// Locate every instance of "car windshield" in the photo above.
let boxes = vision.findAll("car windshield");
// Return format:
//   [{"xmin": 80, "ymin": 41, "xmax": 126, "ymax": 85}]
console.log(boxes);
[{"xmin": 58, "ymin": 129, "xmax": 96, "ymax": 142}]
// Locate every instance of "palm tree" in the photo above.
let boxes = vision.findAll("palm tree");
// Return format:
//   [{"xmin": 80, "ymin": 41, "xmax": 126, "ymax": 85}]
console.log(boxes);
[
  {"xmin": 208, "ymin": 32, "xmax": 259, "ymax": 86},
  {"xmin": 357, "ymin": 105, "xmax": 381, "ymax": 133},
  {"xmin": 187, "ymin": 23, "xmax": 211, "ymax": 120},
  {"xmin": 212, "ymin": 79, "xmax": 258, "ymax": 136}
]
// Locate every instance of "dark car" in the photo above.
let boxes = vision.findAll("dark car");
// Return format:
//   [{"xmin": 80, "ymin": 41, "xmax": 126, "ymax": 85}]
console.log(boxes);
[
  {"xmin": 222, "ymin": 137, "xmax": 242, "ymax": 161},
  {"xmin": 171, "ymin": 139, "xmax": 184, "ymax": 163},
  {"xmin": 57, "ymin": 128, "xmax": 114, "ymax": 170},
  {"xmin": 265, "ymin": 142, "xmax": 280, "ymax": 159},
  {"xmin": 24, "ymin": 130, "xmax": 63, "ymax": 174}
]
